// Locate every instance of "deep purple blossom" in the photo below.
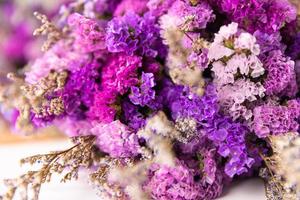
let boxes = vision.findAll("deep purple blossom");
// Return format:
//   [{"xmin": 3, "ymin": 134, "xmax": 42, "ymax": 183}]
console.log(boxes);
[
  {"xmin": 206, "ymin": 115, "xmax": 254, "ymax": 177},
  {"xmin": 253, "ymin": 31, "xmax": 285, "ymax": 54},
  {"xmin": 129, "ymin": 72, "xmax": 156, "ymax": 107},
  {"xmin": 211, "ymin": 0, "xmax": 296, "ymax": 34},
  {"xmin": 121, "ymin": 100, "xmax": 145, "ymax": 131},
  {"xmin": 62, "ymin": 60, "xmax": 100, "ymax": 120},
  {"xmin": 106, "ymin": 12, "xmax": 162, "ymax": 57},
  {"xmin": 161, "ymin": 81, "xmax": 219, "ymax": 123}
]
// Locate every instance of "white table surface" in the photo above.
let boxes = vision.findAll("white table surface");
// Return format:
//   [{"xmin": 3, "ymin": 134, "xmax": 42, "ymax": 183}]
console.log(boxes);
[{"xmin": 0, "ymin": 140, "xmax": 266, "ymax": 200}]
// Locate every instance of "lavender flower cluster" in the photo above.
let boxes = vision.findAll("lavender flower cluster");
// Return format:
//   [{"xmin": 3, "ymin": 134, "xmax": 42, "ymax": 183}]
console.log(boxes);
[{"xmin": 3, "ymin": 0, "xmax": 300, "ymax": 199}]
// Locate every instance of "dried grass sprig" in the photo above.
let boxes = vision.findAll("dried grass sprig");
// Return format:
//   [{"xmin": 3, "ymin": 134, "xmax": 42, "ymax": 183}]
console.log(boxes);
[
  {"xmin": 0, "ymin": 73, "xmax": 33, "ymax": 132},
  {"xmin": 260, "ymin": 133, "xmax": 300, "ymax": 200},
  {"xmin": 20, "ymin": 70, "xmax": 68, "ymax": 119},
  {"xmin": 89, "ymin": 157, "xmax": 133, "ymax": 200},
  {"xmin": 33, "ymin": 12, "xmax": 63, "ymax": 51},
  {"xmin": 1, "ymin": 135, "xmax": 97, "ymax": 200},
  {"xmin": 0, "ymin": 71, "xmax": 68, "ymax": 133}
]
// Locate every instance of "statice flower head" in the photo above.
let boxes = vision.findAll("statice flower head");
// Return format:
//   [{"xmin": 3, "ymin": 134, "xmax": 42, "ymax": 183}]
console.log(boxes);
[
  {"xmin": 209, "ymin": 22, "xmax": 265, "ymax": 121},
  {"xmin": 208, "ymin": 22, "xmax": 260, "ymax": 61},
  {"xmin": 168, "ymin": 0, "xmax": 215, "ymax": 31},
  {"xmin": 145, "ymin": 160, "xmax": 224, "ymax": 200},
  {"xmin": 144, "ymin": 162, "xmax": 202, "ymax": 200},
  {"xmin": 217, "ymin": 79, "xmax": 265, "ymax": 120},
  {"xmin": 68, "ymin": 13, "xmax": 106, "ymax": 53},
  {"xmin": 101, "ymin": 53, "xmax": 142, "ymax": 95},
  {"xmin": 161, "ymin": 82, "xmax": 219, "ymax": 123},
  {"xmin": 213, "ymin": 0, "xmax": 297, "ymax": 34},
  {"xmin": 211, "ymin": 54, "xmax": 264, "ymax": 86},
  {"xmin": 253, "ymin": 101, "xmax": 300, "ymax": 138},
  {"xmin": 91, "ymin": 120, "xmax": 140, "ymax": 158},
  {"xmin": 147, "ymin": 0, "xmax": 174, "ymax": 17},
  {"xmin": 129, "ymin": 72, "xmax": 156, "ymax": 107},
  {"xmin": 262, "ymin": 50, "xmax": 297, "ymax": 97},
  {"xmin": 114, "ymin": 0, "xmax": 148, "ymax": 16},
  {"xmin": 106, "ymin": 12, "xmax": 161, "ymax": 57},
  {"xmin": 88, "ymin": 90, "xmax": 117, "ymax": 123},
  {"xmin": 121, "ymin": 100, "xmax": 145, "ymax": 131},
  {"xmin": 88, "ymin": 53, "xmax": 141, "ymax": 123},
  {"xmin": 253, "ymin": 31, "xmax": 285, "ymax": 55},
  {"xmin": 62, "ymin": 60, "xmax": 100, "ymax": 120},
  {"xmin": 287, "ymin": 99, "xmax": 300, "ymax": 119},
  {"xmin": 206, "ymin": 115, "xmax": 254, "ymax": 177}
]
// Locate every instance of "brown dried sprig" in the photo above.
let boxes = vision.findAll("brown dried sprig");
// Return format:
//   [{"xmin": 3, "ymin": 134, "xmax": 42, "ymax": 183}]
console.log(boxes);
[
  {"xmin": 33, "ymin": 12, "xmax": 63, "ymax": 51},
  {"xmin": 20, "ymin": 70, "xmax": 68, "ymax": 119},
  {"xmin": 0, "ymin": 70, "xmax": 68, "ymax": 132},
  {"xmin": 1, "ymin": 135, "xmax": 97, "ymax": 200},
  {"xmin": 0, "ymin": 70, "xmax": 68, "ymax": 133},
  {"xmin": 0, "ymin": 73, "xmax": 34, "ymax": 132},
  {"xmin": 259, "ymin": 168, "xmax": 286, "ymax": 200},
  {"xmin": 90, "ymin": 157, "xmax": 133, "ymax": 200},
  {"xmin": 260, "ymin": 133, "xmax": 300, "ymax": 200}
]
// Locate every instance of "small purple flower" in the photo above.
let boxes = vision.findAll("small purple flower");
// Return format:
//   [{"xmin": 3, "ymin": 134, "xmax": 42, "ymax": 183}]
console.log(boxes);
[
  {"xmin": 68, "ymin": 13, "xmax": 106, "ymax": 53},
  {"xmin": 145, "ymin": 162, "xmax": 203, "ymax": 200},
  {"xmin": 212, "ymin": 0, "xmax": 296, "ymax": 34},
  {"xmin": 121, "ymin": 100, "xmax": 145, "ymax": 131},
  {"xmin": 206, "ymin": 115, "xmax": 254, "ymax": 177},
  {"xmin": 91, "ymin": 120, "xmax": 140, "ymax": 158},
  {"xmin": 129, "ymin": 72, "xmax": 156, "ymax": 107},
  {"xmin": 114, "ymin": 0, "xmax": 148, "ymax": 16},
  {"xmin": 262, "ymin": 50, "xmax": 297, "ymax": 97},
  {"xmin": 253, "ymin": 102, "xmax": 300, "ymax": 138},
  {"xmin": 147, "ymin": 0, "xmax": 174, "ymax": 17},
  {"xmin": 160, "ymin": 81, "xmax": 219, "ymax": 123},
  {"xmin": 106, "ymin": 12, "xmax": 162, "ymax": 57}
]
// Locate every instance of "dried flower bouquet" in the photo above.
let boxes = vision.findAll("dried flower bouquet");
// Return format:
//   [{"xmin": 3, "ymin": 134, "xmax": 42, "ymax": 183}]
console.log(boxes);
[{"xmin": 1, "ymin": 0, "xmax": 300, "ymax": 200}]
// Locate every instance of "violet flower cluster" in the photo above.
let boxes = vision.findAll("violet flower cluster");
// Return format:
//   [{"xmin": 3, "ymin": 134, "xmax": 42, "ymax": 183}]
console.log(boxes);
[{"xmin": 3, "ymin": 0, "xmax": 300, "ymax": 199}]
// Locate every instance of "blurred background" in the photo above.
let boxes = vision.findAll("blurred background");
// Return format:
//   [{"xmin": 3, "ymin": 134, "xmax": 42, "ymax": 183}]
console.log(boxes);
[{"xmin": 0, "ymin": 0, "xmax": 67, "ymax": 144}]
